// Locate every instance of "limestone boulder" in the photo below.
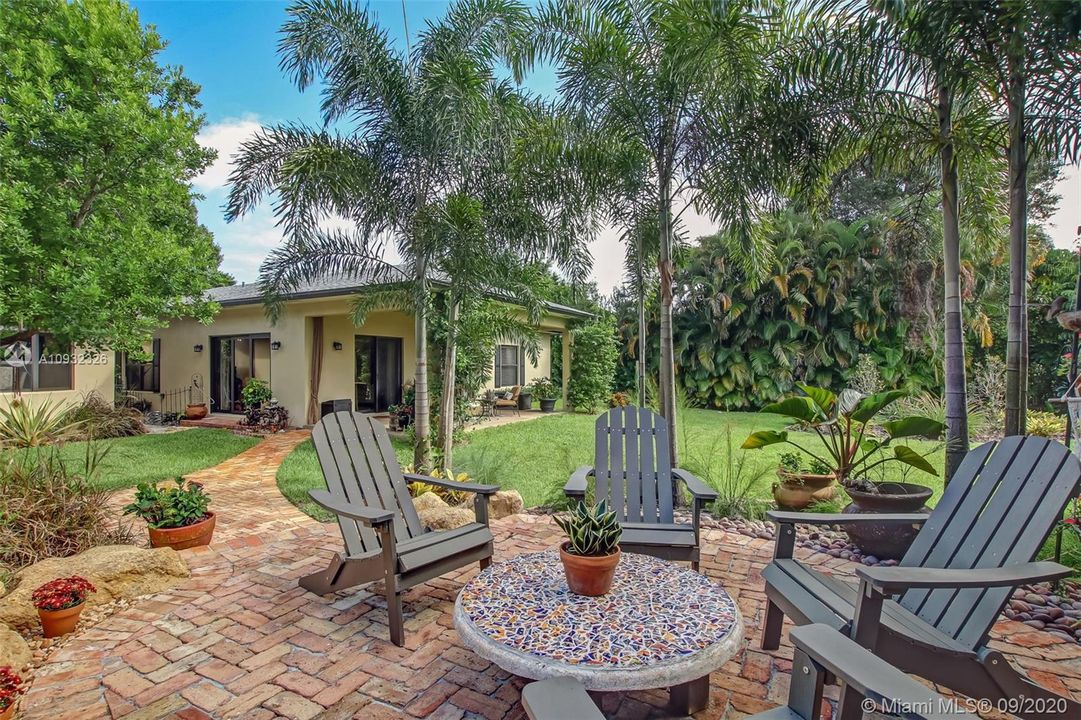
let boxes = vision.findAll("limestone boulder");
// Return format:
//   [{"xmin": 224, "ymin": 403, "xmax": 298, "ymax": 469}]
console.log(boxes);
[
  {"xmin": 488, "ymin": 490, "xmax": 524, "ymax": 519},
  {"xmin": 0, "ymin": 627, "xmax": 30, "ymax": 670},
  {"xmin": 0, "ymin": 545, "xmax": 189, "ymax": 631},
  {"xmin": 413, "ymin": 492, "xmax": 475, "ymax": 530}
]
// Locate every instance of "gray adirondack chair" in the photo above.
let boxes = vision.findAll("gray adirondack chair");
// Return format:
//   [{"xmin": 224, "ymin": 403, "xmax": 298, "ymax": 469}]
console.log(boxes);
[
  {"xmin": 300, "ymin": 410, "xmax": 498, "ymax": 646},
  {"xmin": 762, "ymin": 435, "xmax": 1080, "ymax": 720},
  {"xmin": 564, "ymin": 406, "xmax": 718, "ymax": 570},
  {"xmin": 522, "ymin": 625, "xmax": 974, "ymax": 720}
]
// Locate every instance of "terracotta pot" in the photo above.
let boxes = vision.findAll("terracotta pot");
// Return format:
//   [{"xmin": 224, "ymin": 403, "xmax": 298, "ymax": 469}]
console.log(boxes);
[
  {"xmin": 38, "ymin": 602, "xmax": 85, "ymax": 638},
  {"xmin": 772, "ymin": 471, "xmax": 837, "ymax": 510},
  {"xmin": 842, "ymin": 482, "xmax": 933, "ymax": 560},
  {"xmin": 185, "ymin": 403, "xmax": 209, "ymax": 420},
  {"xmin": 0, "ymin": 700, "xmax": 15, "ymax": 719},
  {"xmin": 148, "ymin": 512, "xmax": 216, "ymax": 551},
  {"xmin": 559, "ymin": 542, "xmax": 621, "ymax": 596}
]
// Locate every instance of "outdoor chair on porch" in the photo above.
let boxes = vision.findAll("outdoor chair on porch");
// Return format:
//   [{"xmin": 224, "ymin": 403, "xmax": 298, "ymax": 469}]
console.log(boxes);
[
  {"xmin": 762, "ymin": 435, "xmax": 1081, "ymax": 720},
  {"xmin": 564, "ymin": 406, "xmax": 717, "ymax": 570},
  {"xmin": 300, "ymin": 410, "xmax": 498, "ymax": 646},
  {"xmin": 494, "ymin": 385, "xmax": 521, "ymax": 415}
]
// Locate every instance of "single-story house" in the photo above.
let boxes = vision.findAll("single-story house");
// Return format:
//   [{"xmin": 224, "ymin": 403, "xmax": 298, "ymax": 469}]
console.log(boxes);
[
  {"xmin": 0, "ymin": 332, "xmax": 115, "ymax": 411},
  {"xmin": 123, "ymin": 274, "xmax": 590, "ymax": 426}
]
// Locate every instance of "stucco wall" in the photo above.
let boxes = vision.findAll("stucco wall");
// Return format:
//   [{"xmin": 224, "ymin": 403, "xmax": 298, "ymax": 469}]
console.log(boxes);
[{"xmin": 0, "ymin": 351, "xmax": 115, "ymax": 412}]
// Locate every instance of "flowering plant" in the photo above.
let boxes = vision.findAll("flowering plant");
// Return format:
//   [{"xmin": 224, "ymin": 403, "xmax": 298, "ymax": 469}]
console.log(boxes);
[
  {"xmin": 31, "ymin": 576, "xmax": 96, "ymax": 611},
  {"xmin": 0, "ymin": 667, "xmax": 24, "ymax": 710}
]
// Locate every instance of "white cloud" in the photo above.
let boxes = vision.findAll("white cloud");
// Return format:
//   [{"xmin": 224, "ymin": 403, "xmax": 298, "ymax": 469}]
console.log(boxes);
[
  {"xmin": 194, "ymin": 116, "xmax": 265, "ymax": 191},
  {"xmin": 1049, "ymin": 164, "xmax": 1081, "ymax": 249}
]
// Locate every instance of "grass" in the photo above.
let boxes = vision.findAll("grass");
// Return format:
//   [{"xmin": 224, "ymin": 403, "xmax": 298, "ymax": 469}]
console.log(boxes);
[
  {"xmin": 6, "ymin": 429, "xmax": 261, "ymax": 492},
  {"xmin": 275, "ymin": 408, "xmax": 946, "ymax": 514}
]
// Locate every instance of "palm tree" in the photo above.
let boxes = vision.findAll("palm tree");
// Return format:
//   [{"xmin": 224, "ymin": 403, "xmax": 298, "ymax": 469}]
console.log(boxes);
[
  {"xmin": 513, "ymin": 0, "xmax": 801, "ymax": 462},
  {"xmin": 225, "ymin": 0, "xmax": 581, "ymax": 467}
]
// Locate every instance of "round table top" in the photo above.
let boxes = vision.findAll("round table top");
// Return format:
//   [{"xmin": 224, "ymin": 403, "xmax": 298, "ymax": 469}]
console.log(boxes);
[{"xmin": 453, "ymin": 550, "xmax": 744, "ymax": 691}]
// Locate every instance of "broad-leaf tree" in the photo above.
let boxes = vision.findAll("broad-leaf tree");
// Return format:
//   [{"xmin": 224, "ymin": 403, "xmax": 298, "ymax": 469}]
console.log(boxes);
[{"xmin": 0, "ymin": 0, "xmax": 222, "ymax": 352}]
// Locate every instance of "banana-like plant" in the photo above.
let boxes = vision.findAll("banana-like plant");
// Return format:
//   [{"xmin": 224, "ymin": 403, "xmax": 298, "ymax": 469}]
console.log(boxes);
[
  {"xmin": 742, "ymin": 384, "xmax": 944, "ymax": 491},
  {"xmin": 555, "ymin": 501, "xmax": 622, "ymax": 557}
]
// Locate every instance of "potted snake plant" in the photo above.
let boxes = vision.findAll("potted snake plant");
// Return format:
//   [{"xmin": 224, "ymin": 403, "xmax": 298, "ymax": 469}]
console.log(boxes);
[{"xmin": 555, "ymin": 501, "xmax": 622, "ymax": 596}]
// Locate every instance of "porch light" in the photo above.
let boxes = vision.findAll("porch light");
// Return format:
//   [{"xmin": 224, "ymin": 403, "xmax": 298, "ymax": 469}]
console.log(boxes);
[
  {"xmin": 271, "ymin": 341, "xmax": 282, "ymax": 350},
  {"xmin": 193, "ymin": 344, "xmax": 203, "ymax": 353},
  {"xmin": 332, "ymin": 341, "xmax": 343, "ymax": 351}
]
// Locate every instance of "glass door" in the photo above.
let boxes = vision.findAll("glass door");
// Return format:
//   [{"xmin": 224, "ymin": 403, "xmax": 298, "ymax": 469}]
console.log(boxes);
[{"xmin": 355, "ymin": 335, "xmax": 403, "ymax": 412}]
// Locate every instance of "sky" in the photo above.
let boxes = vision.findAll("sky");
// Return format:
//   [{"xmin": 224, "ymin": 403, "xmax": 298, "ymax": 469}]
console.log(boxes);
[{"xmin": 132, "ymin": 1, "xmax": 1079, "ymax": 295}]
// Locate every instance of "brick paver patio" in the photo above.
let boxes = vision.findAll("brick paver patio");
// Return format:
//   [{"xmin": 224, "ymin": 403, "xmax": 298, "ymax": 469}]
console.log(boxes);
[{"xmin": 22, "ymin": 434, "xmax": 1081, "ymax": 719}]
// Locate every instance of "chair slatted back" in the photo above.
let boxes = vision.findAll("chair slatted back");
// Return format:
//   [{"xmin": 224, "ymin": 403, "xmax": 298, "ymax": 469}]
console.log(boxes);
[
  {"xmin": 312, "ymin": 411, "xmax": 425, "ymax": 556},
  {"xmin": 595, "ymin": 406, "xmax": 674, "ymax": 523},
  {"xmin": 898, "ymin": 436, "xmax": 1080, "ymax": 649}
]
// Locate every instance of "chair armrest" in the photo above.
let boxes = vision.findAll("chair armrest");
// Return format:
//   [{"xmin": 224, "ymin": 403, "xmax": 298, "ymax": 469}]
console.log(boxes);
[
  {"xmin": 564, "ymin": 466, "xmax": 593, "ymax": 498},
  {"xmin": 855, "ymin": 561, "xmax": 1074, "ymax": 593},
  {"xmin": 308, "ymin": 490, "xmax": 395, "ymax": 527},
  {"xmin": 767, "ymin": 510, "xmax": 929, "ymax": 527},
  {"xmin": 405, "ymin": 473, "xmax": 499, "ymax": 495},
  {"xmin": 790, "ymin": 625, "xmax": 976, "ymax": 719},
  {"xmin": 673, "ymin": 468, "xmax": 718, "ymax": 501}
]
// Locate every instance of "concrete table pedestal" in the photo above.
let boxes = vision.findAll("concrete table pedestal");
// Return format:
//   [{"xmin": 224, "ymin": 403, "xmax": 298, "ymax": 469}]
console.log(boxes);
[{"xmin": 453, "ymin": 550, "xmax": 744, "ymax": 715}]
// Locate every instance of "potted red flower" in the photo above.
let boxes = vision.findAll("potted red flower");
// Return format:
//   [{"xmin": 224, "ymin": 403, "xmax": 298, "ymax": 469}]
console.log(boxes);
[
  {"xmin": 32, "ymin": 576, "xmax": 96, "ymax": 638},
  {"xmin": 0, "ymin": 666, "xmax": 25, "ymax": 719}
]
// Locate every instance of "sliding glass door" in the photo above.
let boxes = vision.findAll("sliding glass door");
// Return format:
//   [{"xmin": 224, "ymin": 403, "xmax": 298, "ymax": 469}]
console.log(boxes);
[
  {"xmin": 355, "ymin": 335, "xmax": 403, "ymax": 413},
  {"xmin": 209, "ymin": 334, "xmax": 271, "ymax": 413}
]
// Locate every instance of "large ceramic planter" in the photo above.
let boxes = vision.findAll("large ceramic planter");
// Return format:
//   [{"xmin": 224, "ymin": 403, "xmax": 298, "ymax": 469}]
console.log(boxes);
[
  {"xmin": 559, "ymin": 543, "xmax": 621, "ymax": 596},
  {"xmin": 38, "ymin": 602, "xmax": 85, "ymax": 638},
  {"xmin": 148, "ymin": 512, "xmax": 216, "ymax": 551},
  {"xmin": 185, "ymin": 403, "xmax": 209, "ymax": 420},
  {"xmin": 517, "ymin": 392, "xmax": 533, "ymax": 411},
  {"xmin": 772, "ymin": 471, "xmax": 837, "ymax": 510},
  {"xmin": 842, "ymin": 482, "xmax": 932, "ymax": 560},
  {"xmin": 539, "ymin": 398, "xmax": 557, "ymax": 413}
]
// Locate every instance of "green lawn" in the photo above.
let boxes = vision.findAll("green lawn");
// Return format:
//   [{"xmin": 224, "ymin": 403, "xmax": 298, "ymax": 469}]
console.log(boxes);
[
  {"xmin": 276, "ymin": 409, "xmax": 946, "ymax": 516},
  {"xmin": 8, "ymin": 429, "xmax": 261, "ymax": 492}
]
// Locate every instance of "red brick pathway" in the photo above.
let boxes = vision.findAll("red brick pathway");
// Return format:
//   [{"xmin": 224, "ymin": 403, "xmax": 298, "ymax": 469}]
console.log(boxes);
[{"xmin": 22, "ymin": 435, "xmax": 1081, "ymax": 719}]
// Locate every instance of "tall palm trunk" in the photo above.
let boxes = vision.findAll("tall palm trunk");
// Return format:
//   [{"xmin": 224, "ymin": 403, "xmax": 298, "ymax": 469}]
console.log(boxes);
[
  {"xmin": 438, "ymin": 297, "xmax": 460, "ymax": 469},
  {"xmin": 938, "ymin": 83, "xmax": 968, "ymax": 483},
  {"xmin": 636, "ymin": 232, "xmax": 647, "ymax": 404},
  {"xmin": 413, "ymin": 274, "xmax": 432, "ymax": 468},
  {"xmin": 657, "ymin": 174, "xmax": 678, "ymax": 464},
  {"xmin": 1004, "ymin": 29, "xmax": 1028, "ymax": 437}
]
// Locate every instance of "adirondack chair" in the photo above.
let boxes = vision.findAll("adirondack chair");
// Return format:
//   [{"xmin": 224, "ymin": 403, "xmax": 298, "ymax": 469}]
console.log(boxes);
[
  {"xmin": 564, "ymin": 406, "xmax": 718, "ymax": 570},
  {"xmin": 300, "ymin": 411, "xmax": 498, "ymax": 646},
  {"xmin": 762, "ymin": 435, "xmax": 1081, "ymax": 720},
  {"xmin": 522, "ymin": 625, "xmax": 974, "ymax": 720}
]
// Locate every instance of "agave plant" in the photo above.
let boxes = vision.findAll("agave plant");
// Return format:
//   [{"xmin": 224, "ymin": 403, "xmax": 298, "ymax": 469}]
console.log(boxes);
[
  {"xmin": 0, "ymin": 398, "xmax": 84, "ymax": 448},
  {"xmin": 742, "ymin": 384, "xmax": 944, "ymax": 490},
  {"xmin": 555, "ymin": 501, "xmax": 622, "ymax": 557}
]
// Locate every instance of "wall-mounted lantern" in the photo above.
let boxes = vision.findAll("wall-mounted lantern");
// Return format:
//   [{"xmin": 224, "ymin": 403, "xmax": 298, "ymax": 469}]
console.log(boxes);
[
  {"xmin": 332, "ymin": 341, "xmax": 343, "ymax": 351},
  {"xmin": 193, "ymin": 344, "xmax": 204, "ymax": 353},
  {"xmin": 271, "ymin": 341, "xmax": 282, "ymax": 351}
]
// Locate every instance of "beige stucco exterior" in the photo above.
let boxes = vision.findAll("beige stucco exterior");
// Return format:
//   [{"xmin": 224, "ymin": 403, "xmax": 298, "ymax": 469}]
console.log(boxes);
[
  {"xmin": 144, "ymin": 293, "xmax": 576, "ymax": 427},
  {"xmin": 0, "ymin": 349, "xmax": 115, "ymax": 412}
]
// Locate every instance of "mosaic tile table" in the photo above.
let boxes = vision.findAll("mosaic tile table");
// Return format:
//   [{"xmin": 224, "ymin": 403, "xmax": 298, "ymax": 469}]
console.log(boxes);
[{"xmin": 453, "ymin": 550, "xmax": 744, "ymax": 715}]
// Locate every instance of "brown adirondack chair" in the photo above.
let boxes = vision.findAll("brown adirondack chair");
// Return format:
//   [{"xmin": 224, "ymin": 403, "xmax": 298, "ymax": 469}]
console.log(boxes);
[
  {"xmin": 564, "ymin": 406, "xmax": 718, "ymax": 570},
  {"xmin": 762, "ymin": 435, "xmax": 1081, "ymax": 720},
  {"xmin": 300, "ymin": 411, "xmax": 498, "ymax": 646}
]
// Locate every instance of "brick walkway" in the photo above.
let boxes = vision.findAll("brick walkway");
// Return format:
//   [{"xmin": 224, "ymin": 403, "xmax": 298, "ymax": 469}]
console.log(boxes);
[{"xmin": 22, "ymin": 435, "xmax": 1081, "ymax": 719}]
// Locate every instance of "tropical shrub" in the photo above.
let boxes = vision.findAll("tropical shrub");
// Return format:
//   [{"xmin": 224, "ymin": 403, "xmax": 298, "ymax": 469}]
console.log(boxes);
[
  {"xmin": 403, "ymin": 466, "xmax": 471, "ymax": 505},
  {"xmin": 63, "ymin": 392, "xmax": 146, "ymax": 439},
  {"xmin": 0, "ymin": 398, "xmax": 84, "ymax": 448},
  {"xmin": 1026, "ymin": 411, "xmax": 1067, "ymax": 439},
  {"xmin": 567, "ymin": 320, "xmax": 619, "ymax": 413},
  {"xmin": 529, "ymin": 377, "xmax": 559, "ymax": 401},
  {"xmin": 123, "ymin": 478, "xmax": 211, "ymax": 529},
  {"xmin": 555, "ymin": 501, "xmax": 621, "ymax": 557},
  {"xmin": 240, "ymin": 379, "xmax": 272, "ymax": 408},
  {"xmin": 0, "ymin": 446, "xmax": 134, "ymax": 571},
  {"xmin": 0, "ymin": 666, "xmax": 25, "ymax": 710},
  {"xmin": 609, "ymin": 391, "xmax": 631, "ymax": 407},
  {"xmin": 743, "ymin": 385, "xmax": 944, "ymax": 491},
  {"xmin": 682, "ymin": 426, "xmax": 771, "ymax": 520},
  {"xmin": 31, "ymin": 576, "xmax": 95, "ymax": 611}
]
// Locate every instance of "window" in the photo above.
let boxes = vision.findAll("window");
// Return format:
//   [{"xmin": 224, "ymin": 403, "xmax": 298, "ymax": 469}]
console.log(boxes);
[
  {"xmin": 123, "ymin": 339, "xmax": 160, "ymax": 392},
  {"xmin": 0, "ymin": 333, "xmax": 73, "ymax": 392},
  {"xmin": 494, "ymin": 344, "xmax": 521, "ymax": 387}
]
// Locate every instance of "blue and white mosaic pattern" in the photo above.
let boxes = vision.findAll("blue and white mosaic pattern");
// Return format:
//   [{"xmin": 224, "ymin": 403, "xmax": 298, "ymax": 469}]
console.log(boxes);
[{"xmin": 458, "ymin": 551, "xmax": 739, "ymax": 667}]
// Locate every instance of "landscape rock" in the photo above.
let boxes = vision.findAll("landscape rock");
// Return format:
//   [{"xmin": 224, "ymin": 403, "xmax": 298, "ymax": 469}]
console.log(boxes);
[
  {"xmin": 0, "ymin": 627, "xmax": 30, "ymax": 670},
  {"xmin": 413, "ymin": 492, "xmax": 475, "ymax": 530},
  {"xmin": 0, "ymin": 545, "xmax": 189, "ymax": 632},
  {"xmin": 488, "ymin": 490, "xmax": 524, "ymax": 519}
]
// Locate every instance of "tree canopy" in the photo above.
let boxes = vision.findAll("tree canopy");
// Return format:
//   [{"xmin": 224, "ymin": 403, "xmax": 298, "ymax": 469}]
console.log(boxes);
[{"xmin": 0, "ymin": 0, "xmax": 224, "ymax": 353}]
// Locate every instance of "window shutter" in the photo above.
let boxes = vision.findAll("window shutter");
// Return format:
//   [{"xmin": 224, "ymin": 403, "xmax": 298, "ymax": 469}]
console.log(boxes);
[
  {"xmin": 518, "ymin": 345, "xmax": 524, "ymax": 387},
  {"xmin": 151, "ymin": 338, "xmax": 161, "ymax": 392},
  {"xmin": 494, "ymin": 347, "xmax": 502, "ymax": 387}
]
